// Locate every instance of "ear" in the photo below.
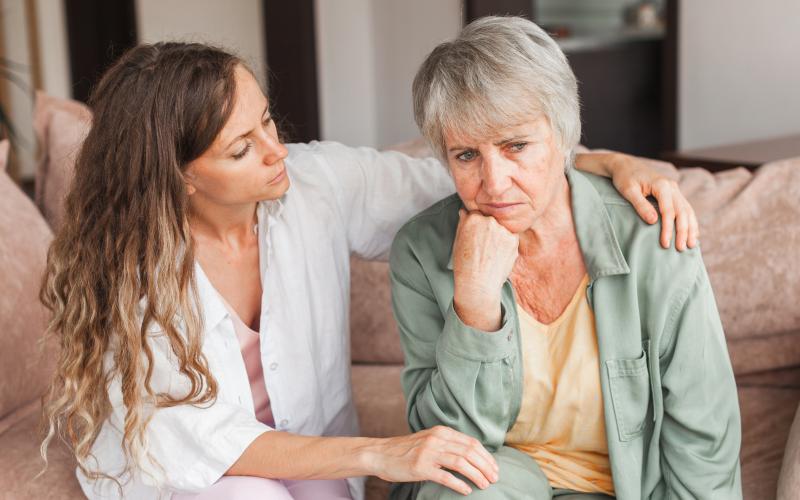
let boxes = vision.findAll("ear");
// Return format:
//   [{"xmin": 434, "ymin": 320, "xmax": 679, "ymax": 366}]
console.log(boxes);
[
  {"xmin": 0, "ymin": 140, "xmax": 9, "ymax": 172},
  {"xmin": 183, "ymin": 164, "xmax": 197, "ymax": 196}
]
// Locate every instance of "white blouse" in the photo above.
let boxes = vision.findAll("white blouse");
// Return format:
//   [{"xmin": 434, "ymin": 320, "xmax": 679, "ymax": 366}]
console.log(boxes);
[{"xmin": 77, "ymin": 141, "xmax": 454, "ymax": 499}]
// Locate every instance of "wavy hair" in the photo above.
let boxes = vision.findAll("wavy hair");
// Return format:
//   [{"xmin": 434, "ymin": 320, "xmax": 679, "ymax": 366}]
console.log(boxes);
[{"xmin": 39, "ymin": 42, "xmax": 243, "ymax": 486}]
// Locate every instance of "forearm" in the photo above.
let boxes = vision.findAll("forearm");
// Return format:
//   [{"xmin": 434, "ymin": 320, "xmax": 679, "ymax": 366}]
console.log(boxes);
[
  {"xmin": 404, "ymin": 302, "xmax": 518, "ymax": 449},
  {"xmin": 573, "ymin": 151, "xmax": 616, "ymax": 177},
  {"xmin": 227, "ymin": 431, "xmax": 379, "ymax": 480}
]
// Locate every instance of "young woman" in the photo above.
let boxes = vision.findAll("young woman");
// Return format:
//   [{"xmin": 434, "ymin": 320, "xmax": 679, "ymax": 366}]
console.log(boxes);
[{"xmin": 39, "ymin": 42, "xmax": 698, "ymax": 500}]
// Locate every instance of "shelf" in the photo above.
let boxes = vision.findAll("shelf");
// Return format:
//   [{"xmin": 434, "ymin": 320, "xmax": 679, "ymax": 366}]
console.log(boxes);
[{"xmin": 556, "ymin": 26, "xmax": 665, "ymax": 53}]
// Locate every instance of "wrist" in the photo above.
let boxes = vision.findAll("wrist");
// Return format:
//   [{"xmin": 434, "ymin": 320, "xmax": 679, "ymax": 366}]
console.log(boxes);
[
  {"xmin": 454, "ymin": 296, "xmax": 502, "ymax": 332},
  {"xmin": 608, "ymin": 152, "xmax": 635, "ymax": 177},
  {"xmin": 354, "ymin": 437, "xmax": 385, "ymax": 477}
]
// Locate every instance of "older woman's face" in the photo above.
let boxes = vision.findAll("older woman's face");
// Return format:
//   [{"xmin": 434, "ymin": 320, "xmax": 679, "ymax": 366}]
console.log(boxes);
[{"xmin": 444, "ymin": 114, "xmax": 567, "ymax": 234}]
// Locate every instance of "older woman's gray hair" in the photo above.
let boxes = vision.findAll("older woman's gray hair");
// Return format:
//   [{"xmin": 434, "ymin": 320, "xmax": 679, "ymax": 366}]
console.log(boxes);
[{"xmin": 412, "ymin": 16, "xmax": 580, "ymax": 168}]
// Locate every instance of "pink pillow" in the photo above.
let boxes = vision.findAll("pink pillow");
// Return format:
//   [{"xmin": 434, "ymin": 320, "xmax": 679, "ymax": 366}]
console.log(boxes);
[
  {"xmin": 0, "ymin": 139, "xmax": 56, "ymax": 429},
  {"xmin": 33, "ymin": 92, "xmax": 92, "ymax": 231}
]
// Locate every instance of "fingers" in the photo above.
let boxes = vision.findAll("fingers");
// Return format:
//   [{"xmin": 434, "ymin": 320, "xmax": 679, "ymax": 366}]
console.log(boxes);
[
  {"xmin": 426, "ymin": 427, "xmax": 499, "ymax": 493},
  {"xmin": 674, "ymin": 200, "xmax": 690, "ymax": 251},
  {"xmin": 430, "ymin": 469, "xmax": 473, "ymax": 496},
  {"xmin": 652, "ymin": 180, "xmax": 676, "ymax": 249},
  {"xmin": 440, "ymin": 442, "xmax": 498, "ymax": 488},
  {"xmin": 658, "ymin": 201, "xmax": 675, "ymax": 250},
  {"xmin": 622, "ymin": 184, "xmax": 659, "ymax": 225},
  {"xmin": 675, "ymin": 197, "xmax": 700, "ymax": 250},
  {"xmin": 438, "ymin": 453, "xmax": 494, "ymax": 491},
  {"xmin": 438, "ymin": 427, "xmax": 498, "ymax": 472},
  {"xmin": 687, "ymin": 207, "xmax": 700, "ymax": 248}
]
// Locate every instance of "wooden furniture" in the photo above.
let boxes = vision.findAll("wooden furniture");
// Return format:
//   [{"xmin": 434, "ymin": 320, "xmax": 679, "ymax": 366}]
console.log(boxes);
[
  {"xmin": 663, "ymin": 134, "xmax": 800, "ymax": 172},
  {"xmin": 464, "ymin": 0, "xmax": 678, "ymax": 159}
]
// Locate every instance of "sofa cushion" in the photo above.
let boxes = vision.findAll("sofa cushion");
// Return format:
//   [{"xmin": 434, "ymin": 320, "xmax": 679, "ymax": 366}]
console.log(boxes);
[
  {"xmin": 33, "ymin": 92, "xmax": 92, "ymax": 231},
  {"xmin": 0, "ymin": 404, "xmax": 82, "ymax": 499},
  {"xmin": 736, "ymin": 367, "xmax": 800, "ymax": 500},
  {"xmin": 0, "ymin": 140, "xmax": 56, "ymax": 423},
  {"xmin": 352, "ymin": 363, "xmax": 407, "ymax": 500},
  {"xmin": 351, "ymin": 364, "xmax": 408, "ymax": 438},
  {"xmin": 677, "ymin": 159, "xmax": 800, "ymax": 349},
  {"xmin": 727, "ymin": 329, "xmax": 800, "ymax": 375},
  {"xmin": 350, "ymin": 258, "xmax": 405, "ymax": 364}
]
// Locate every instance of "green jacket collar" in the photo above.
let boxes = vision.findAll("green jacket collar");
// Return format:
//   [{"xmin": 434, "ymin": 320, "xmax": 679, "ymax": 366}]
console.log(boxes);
[
  {"xmin": 568, "ymin": 169, "xmax": 630, "ymax": 280},
  {"xmin": 446, "ymin": 170, "xmax": 630, "ymax": 280}
]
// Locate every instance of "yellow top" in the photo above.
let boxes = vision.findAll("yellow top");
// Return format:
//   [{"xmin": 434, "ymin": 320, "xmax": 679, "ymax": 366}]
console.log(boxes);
[{"xmin": 505, "ymin": 274, "xmax": 615, "ymax": 496}]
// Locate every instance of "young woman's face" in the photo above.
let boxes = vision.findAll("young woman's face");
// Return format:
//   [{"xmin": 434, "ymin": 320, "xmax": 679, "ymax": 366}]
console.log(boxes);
[{"xmin": 184, "ymin": 65, "xmax": 290, "ymax": 206}]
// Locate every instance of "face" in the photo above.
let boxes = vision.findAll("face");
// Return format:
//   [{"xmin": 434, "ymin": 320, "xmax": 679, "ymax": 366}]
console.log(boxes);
[
  {"xmin": 184, "ymin": 65, "xmax": 289, "ymax": 207},
  {"xmin": 444, "ymin": 113, "xmax": 567, "ymax": 234}
]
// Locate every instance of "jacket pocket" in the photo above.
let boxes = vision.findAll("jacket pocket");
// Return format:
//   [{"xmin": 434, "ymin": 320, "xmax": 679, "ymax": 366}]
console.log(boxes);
[{"xmin": 606, "ymin": 349, "xmax": 651, "ymax": 442}]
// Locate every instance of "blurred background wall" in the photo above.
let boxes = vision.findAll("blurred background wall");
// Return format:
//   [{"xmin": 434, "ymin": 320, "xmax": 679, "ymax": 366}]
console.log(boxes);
[{"xmin": 679, "ymin": 0, "xmax": 800, "ymax": 149}]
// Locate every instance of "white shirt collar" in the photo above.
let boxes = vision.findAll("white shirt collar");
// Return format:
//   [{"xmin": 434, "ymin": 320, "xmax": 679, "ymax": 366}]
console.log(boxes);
[
  {"xmin": 193, "ymin": 261, "xmax": 228, "ymax": 333},
  {"xmin": 194, "ymin": 183, "xmax": 288, "ymax": 334}
]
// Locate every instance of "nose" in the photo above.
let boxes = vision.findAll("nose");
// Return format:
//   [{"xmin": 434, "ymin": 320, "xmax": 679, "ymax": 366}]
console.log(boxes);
[
  {"xmin": 261, "ymin": 133, "xmax": 288, "ymax": 166},
  {"xmin": 481, "ymin": 149, "xmax": 513, "ymax": 197}
]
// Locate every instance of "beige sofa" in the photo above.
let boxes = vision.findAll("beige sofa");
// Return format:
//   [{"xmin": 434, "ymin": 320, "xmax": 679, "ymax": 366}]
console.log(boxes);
[{"xmin": 1, "ymin": 94, "xmax": 799, "ymax": 499}]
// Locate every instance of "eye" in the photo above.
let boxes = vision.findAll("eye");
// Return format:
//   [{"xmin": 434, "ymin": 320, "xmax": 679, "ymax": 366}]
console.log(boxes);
[
  {"xmin": 455, "ymin": 149, "xmax": 478, "ymax": 162},
  {"xmin": 232, "ymin": 141, "xmax": 253, "ymax": 160},
  {"xmin": 262, "ymin": 115, "xmax": 273, "ymax": 128},
  {"xmin": 507, "ymin": 142, "xmax": 527, "ymax": 153}
]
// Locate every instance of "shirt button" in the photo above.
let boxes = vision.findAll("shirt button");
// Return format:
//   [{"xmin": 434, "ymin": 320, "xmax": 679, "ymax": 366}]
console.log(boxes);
[
  {"xmin": 269, "ymin": 362, "xmax": 278, "ymax": 371},
  {"xmin": 507, "ymin": 333, "xmax": 513, "ymax": 341},
  {"xmin": 280, "ymin": 419, "xmax": 289, "ymax": 427}
]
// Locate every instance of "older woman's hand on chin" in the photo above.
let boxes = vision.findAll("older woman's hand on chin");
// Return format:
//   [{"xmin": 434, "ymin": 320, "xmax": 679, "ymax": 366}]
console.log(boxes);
[{"xmin": 452, "ymin": 209, "xmax": 519, "ymax": 332}]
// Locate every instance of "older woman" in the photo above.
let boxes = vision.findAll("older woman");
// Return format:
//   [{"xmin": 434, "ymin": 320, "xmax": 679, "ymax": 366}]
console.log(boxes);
[{"xmin": 390, "ymin": 17, "xmax": 742, "ymax": 500}]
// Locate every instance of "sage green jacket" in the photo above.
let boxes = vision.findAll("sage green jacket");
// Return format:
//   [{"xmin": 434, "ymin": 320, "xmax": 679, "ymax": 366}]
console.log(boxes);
[{"xmin": 389, "ymin": 170, "xmax": 742, "ymax": 499}]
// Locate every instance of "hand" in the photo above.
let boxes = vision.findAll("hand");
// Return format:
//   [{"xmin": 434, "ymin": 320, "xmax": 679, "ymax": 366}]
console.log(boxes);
[
  {"xmin": 366, "ymin": 426, "xmax": 499, "ymax": 496},
  {"xmin": 452, "ymin": 209, "xmax": 519, "ymax": 331},
  {"xmin": 608, "ymin": 153, "xmax": 699, "ymax": 251}
]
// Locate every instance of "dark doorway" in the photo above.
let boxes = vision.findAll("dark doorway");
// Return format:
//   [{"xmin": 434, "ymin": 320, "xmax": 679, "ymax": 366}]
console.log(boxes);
[
  {"xmin": 262, "ymin": 0, "xmax": 320, "ymax": 143},
  {"xmin": 64, "ymin": 0, "xmax": 138, "ymax": 104}
]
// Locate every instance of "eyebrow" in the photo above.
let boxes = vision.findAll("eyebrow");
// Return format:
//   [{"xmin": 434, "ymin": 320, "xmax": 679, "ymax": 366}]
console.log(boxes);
[
  {"xmin": 447, "ymin": 135, "xmax": 530, "ymax": 153},
  {"xmin": 225, "ymin": 103, "xmax": 271, "ymax": 150}
]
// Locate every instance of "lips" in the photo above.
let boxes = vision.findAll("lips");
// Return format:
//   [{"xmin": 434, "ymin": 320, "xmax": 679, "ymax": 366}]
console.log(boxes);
[
  {"xmin": 267, "ymin": 167, "xmax": 285, "ymax": 185},
  {"xmin": 484, "ymin": 202, "xmax": 521, "ymax": 209},
  {"xmin": 479, "ymin": 202, "xmax": 524, "ymax": 217}
]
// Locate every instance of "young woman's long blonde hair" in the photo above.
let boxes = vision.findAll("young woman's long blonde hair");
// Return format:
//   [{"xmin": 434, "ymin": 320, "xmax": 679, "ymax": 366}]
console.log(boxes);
[{"xmin": 39, "ymin": 42, "xmax": 243, "ymax": 484}]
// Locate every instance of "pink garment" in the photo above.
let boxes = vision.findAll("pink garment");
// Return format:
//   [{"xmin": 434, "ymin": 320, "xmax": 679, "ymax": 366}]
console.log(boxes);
[
  {"xmin": 219, "ymin": 296, "xmax": 274, "ymax": 427},
  {"xmin": 171, "ymin": 475, "xmax": 352, "ymax": 500}
]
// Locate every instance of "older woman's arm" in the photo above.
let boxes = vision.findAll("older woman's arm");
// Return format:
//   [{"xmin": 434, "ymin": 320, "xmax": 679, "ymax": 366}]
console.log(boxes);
[
  {"xmin": 389, "ymin": 228, "xmax": 519, "ymax": 452},
  {"xmin": 658, "ymin": 258, "xmax": 742, "ymax": 498}
]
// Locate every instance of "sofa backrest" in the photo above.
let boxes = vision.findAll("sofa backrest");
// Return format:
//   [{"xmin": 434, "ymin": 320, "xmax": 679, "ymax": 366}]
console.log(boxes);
[
  {"xmin": 349, "ymin": 257, "xmax": 405, "ymax": 364},
  {"xmin": 0, "ymin": 140, "xmax": 57, "ymax": 423},
  {"xmin": 33, "ymin": 92, "xmax": 91, "ymax": 231}
]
